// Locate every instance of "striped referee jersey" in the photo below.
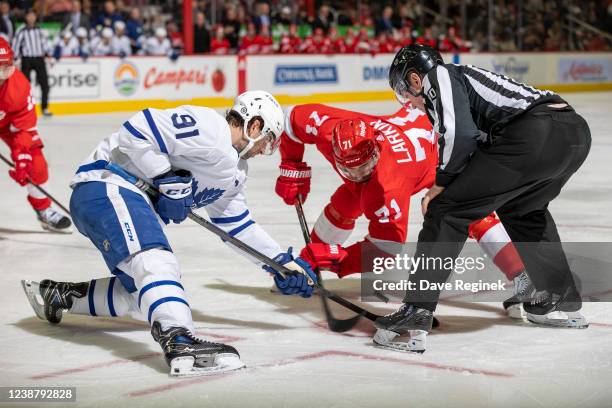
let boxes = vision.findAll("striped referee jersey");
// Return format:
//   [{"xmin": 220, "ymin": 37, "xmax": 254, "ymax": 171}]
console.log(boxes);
[
  {"xmin": 11, "ymin": 25, "xmax": 49, "ymax": 58},
  {"xmin": 422, "ymin": 64, "xmax": 565, "ymax": 187}
]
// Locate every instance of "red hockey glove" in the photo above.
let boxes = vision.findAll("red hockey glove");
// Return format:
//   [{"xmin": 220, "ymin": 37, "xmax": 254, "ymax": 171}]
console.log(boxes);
[
  {"xmin": 300, "ymin": 243, "xmax": 348, "ymax": 273},
  {"xmin": 275, "ymin": 160, "xmax": 311, "ymax": 205},
  {"xmin": 8, "ymin": 148, "xmax": 33, "ymax": 186}
]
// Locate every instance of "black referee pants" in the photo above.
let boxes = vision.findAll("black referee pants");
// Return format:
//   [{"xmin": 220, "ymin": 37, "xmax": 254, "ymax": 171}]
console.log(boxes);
[
  {"xmin": 21, "ymin": 56, "xmax": 49, "ymax": 110},
  {"xmin": 405, "ymin": 104, "xmax": 591, "ymax": 311}
]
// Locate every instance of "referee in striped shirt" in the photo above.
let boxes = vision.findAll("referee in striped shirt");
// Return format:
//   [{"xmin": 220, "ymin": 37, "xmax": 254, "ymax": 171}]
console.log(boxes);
[
  {"xmin": 376, "ymin": 44, "xmax": 591, "ymax": 335},
  {"xmin": 12, "ymin": 9, "xmax": 51, "ymax": 116}
]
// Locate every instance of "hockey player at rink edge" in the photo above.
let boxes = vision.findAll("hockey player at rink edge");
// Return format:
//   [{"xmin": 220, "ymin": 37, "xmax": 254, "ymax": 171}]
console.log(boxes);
[
  {"xmin": 0, "ymin": 37, "xmax": 72, "ymax": 233},
  {"xmin": 21, "ymin": 90, "xmax": 317, "ymax": 377},
  {"xmin": 375, "ymin": 44, "xmax": 591, "ymax": 351},
  {"xmin": 275, "ymin": 102, "xmax": 533, "ymax": 321}
]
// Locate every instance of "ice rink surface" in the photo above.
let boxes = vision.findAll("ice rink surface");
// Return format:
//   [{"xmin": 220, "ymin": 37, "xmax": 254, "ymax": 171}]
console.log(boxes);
[{"xmin": 1, "ymin": 93, "xmax": 611, "ymax": 408}]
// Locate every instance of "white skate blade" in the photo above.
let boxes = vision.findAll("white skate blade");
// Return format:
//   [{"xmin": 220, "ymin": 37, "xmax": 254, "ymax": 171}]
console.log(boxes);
[
  {"xmin": 506, "ymin": 303, "xmax": 524, "ymax": 319},
  {"xmin": 169, "ymin": 354, "xmax": 245, "ymax": 378},
  {"xmin": 526, "ymin": 310, "xmax": 589, "ymax": 329},
  {"xmin": 373, "ymin": 329, "xmax": 427, "ymax": 353},
  {"xmin": 21, "ymin": 280, "xmax": 46, "ymax": 321},
  {"xmin": 40, "ymin": 222, "xmax": 73, "ymax": 234}
]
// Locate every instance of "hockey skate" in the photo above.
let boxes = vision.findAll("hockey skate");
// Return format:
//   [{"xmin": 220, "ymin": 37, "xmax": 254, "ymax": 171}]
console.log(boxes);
[
  {"xmin": 151, "ymin": 321, "xmax": 245, "ymax": 377},
  {"xmin": 21, "ymin": 279, "xmax": 88, "ymax": 324},
  {"xmin": 36, "ymin": 207, "xmax": 72, "ymax": 233},
  {"xmin": 503, "ymin": 271, "xmax": 536, "ymax": 319},
  {"xmin": 373, "ymin": 304, "xmax": 433, "ymax": 353},
  {"xmin": 523, "ymin": 286, "xmax": 588, "ymax": 329}
]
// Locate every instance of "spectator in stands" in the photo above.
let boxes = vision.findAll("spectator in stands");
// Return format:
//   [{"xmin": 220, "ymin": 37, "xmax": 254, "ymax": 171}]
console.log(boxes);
[
  {"xmin": 494, "ymin": 32, "xmax": 518, "ymax": 52},
  {"xmin": 141, "ymin": 27, "xmax": 172, "ymax": 56},
  {"xmin": 239, "ymin": 22, "xmax": 262, "ymax": 55},
  {"xmin": 328, "ymin": 26, "xmax": 342, "ymax": 53},
  {"xmin": 221, "ymin": 5, "xmax": 241, "ymax": 51},
  {"xmin": 279, "ymin": 23, "xmax": 301, "ymax": 54},
  {"xmin": 313, "ymin": 3, "xmax": 333, "ymax": 34},
  {"xmin": 259, "ymin": 24, "xmax": 273, "ymax": 54},
  {"xmin": 416, "ymin": 27, "xmax": 437, "ymax": 48},
  {"xmin": 90, "ymin": 27, "xmax": 114, "ymax": 55},
  {"xmin": 372, "ymin": 31, "xmax": 396, "ymax": 54},
  {"xmin": 75, "ymin": 26, "xmax": 90, "ymax": 58},
  {"xmin": 301, "ymin": 27, "xmax": 333, "ymax": 54},
  {"xmin": 112, "ymin": 20, "xmax": 131, "ymax": 57},
  {"xmin": 0, "ymin": 1, "xmax": 14, "ymax": 41},
  {"xmin": 193, "ymin": 11, "xmax": 210, "ymax": 54},
  {"xmin": 62, "ymin": 0, "xmax": 90, "ymax": 35},
  {"xmin": 166, "ymin": 21, "xmax": 183, "ymax": 51},
  {"xmin": 53, "ymin": 30, "xmax": 79, "ymax": 58},
  {"xmin": 252, "ymin": 1, "xmax": 271, "ymax": 33},
  {"xmin": 94, "ymin": 1, "xmax": 122, "ymax": 29},
  {"xmin": 276, "ymin": 6, "xmax": 293, "ymax": 26},
  {"xmin": 337, "ymin": 8, "xmax": 355, "ymax": 26},
  {"xmin": 398, "ymin": 26, "xmax": 413, "ymax": 48},
  {"xmin": 338, "ymin": 27, "xmax": 358, "ymax": 53},
  {"xmin": 125, "ymin": 7, "xmax": 142, "ymax": 53},
  {"xmin": 375, "ymin": 5, "xmax": 398, "ymax": 36},
  {"xmin": 355, "ymin": 27, "xmax": 372, "ymax": 53},
  {"xmin": 44, "ymin": 0, "xmax": 73, "ymax": 18},
  {"xmin": 210, "ymin": 25, "xmax": 230, "ymax": 55}
]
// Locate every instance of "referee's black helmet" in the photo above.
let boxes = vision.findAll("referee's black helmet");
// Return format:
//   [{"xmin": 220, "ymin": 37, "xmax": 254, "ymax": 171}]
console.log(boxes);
[{"xmin": 389, "ymin": 44, "xmax": 443, "ymax": 103}]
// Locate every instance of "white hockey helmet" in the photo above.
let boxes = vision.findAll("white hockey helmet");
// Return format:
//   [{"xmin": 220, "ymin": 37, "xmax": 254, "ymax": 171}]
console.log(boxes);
[
  {"xmin": 155, "ymin": 27, "xmax": 167, "ymax": 38},
  {"xmin": 75, "ymin": 27, "xmax": 88, "ymax": 38},
  {"xmin": 101, "ymin": 27, "xmax": 113, "ymax": 39},
  {"xmin": 231, "ymin": 90, "xmax": 284, "ymax": 158}
]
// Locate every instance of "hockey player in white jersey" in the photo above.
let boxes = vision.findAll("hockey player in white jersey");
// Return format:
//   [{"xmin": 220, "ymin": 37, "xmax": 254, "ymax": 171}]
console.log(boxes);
[{"xmin": 21, "ymin": 91, "xmax": 317, "ymax": 377}]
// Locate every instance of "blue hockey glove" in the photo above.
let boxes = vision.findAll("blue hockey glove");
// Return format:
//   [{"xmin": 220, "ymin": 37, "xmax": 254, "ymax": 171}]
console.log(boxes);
[
  {"xmin": 153, "ymin": 170, "xmax": 194, "ymax": 224},
  {"xmin": 263, "ymin": 248, "xmax": 318, "ymax": 298}
]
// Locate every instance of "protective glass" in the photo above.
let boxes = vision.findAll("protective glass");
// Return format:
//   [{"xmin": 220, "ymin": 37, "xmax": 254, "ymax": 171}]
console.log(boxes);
[{"xmin": 336, "ymin": 148, "xmax": 380, "ymax": 183}]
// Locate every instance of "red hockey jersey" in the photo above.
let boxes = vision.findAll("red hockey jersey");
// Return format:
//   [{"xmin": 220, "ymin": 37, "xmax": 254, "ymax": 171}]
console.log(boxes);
[
  {"xmin": 0, "ymin": 69, "xmax": 40, "ymax": 152},
  {"xmin": 281, "ymin": 103, "xmax": 437, "ymax": 244}
]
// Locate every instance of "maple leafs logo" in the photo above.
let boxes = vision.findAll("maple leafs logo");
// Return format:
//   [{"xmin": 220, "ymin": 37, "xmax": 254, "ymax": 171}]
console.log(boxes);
[{"xmin": 191, "ymin": 179, "xmax": 225, "ymax": 208}]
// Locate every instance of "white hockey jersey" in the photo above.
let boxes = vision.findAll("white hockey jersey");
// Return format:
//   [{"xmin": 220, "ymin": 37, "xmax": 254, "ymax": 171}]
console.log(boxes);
[
  {"xmin": 54, "ymin": 37, "xmax": 79, "ymax": 57},
  {"xmin": 71, "ymin": 105, "xmax": 283, "ymax": 263},
  {"xmin": 90, "ymin": 37, "xmax": 113, "ymax": 56},
  {"xmin": 141, "ymin": 37, "xmax": 172, "ymax": 56},
  {"xmin": 111, "ymin": 35, "xmax": 132, "ymax": 56}
]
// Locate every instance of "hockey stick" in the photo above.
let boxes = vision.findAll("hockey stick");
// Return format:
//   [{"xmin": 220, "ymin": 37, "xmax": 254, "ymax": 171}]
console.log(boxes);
[
  {"xmin": 295, "ymin": 197, "xmax": 364, "ymax": 332},
  {"xmin": 0, "ymin": 152, "xmax": 71, "ymax": 215},
  {"xmin": 105, "ymin": 162, "xmax": 382, "ymax": 321}
]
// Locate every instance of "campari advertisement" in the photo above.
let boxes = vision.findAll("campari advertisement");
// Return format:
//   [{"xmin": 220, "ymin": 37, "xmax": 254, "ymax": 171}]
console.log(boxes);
[{"xmin": 44, "ymin": 56, "xmax": 237, "ymax": 102}]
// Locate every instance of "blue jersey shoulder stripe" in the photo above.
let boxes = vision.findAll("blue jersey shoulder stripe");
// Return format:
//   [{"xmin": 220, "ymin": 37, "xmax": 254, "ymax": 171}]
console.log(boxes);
[
  {"xmin": 143, "ymin": 109, "xmax": 168, "ymax": 154},
  {"xmin": 75, "ymin": 159, "xmax": 108, "ymax": 174},
  {"xmin": 123, "ymin": 120, "xmax": 146, "ymax": 140},
  {"xmin": 210, "ymin": 210, "xmax": 250, "ymax": 224}
]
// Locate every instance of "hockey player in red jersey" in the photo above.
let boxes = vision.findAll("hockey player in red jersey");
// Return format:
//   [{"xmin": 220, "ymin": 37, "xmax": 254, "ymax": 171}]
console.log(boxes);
[
  {"xmin": 0, "ymin": 37, "xmax": 71, "ymax": 233},
  {"xmin": 275, "ymin": 103, "xmax": 532, "ymax": 316}
]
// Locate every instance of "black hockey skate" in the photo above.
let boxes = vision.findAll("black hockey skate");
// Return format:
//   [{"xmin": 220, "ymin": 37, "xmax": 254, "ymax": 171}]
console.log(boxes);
[
  {"xmin": 373, "ymin": 304, "xmax": 433, "ymax": 353},
  {"xmin": 21, "ymin": 279, "xmax": 88, "ymax": 324},
  {"xmin": 36, "ymin": 207, "xmax": 72, "ymax": 234},
  {"xmin": 503, "ymin": 271, "xmax": 536, "ymax": 319},
  {"xmin": 523, "ymin": 285, "xmax": 588, "ymax": 328},
  {"xmin": 151, "ymin": 321, "xmax": 245, "ymax": 377}
]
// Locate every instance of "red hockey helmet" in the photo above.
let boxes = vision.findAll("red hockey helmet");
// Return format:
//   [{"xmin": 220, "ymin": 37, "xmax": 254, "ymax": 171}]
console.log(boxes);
[
  {"xmin": 332, "ymin": 118, "xmax": 380, "ymax": 183},
  {"xmin": 0, "ymin": 36, "xmax": 15, "ymax": 80}
]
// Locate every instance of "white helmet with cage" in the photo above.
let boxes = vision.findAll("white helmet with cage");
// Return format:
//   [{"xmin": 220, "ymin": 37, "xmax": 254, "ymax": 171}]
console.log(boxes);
[{"xmin": 231, "ymin": 90, "xmax": 284, "ymax": 158}]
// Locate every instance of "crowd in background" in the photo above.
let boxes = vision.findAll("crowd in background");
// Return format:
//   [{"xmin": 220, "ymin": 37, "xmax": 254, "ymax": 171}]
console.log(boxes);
[{"xmin": 0, "ymin": 0, "xmax": 610, "ymax": 60}]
